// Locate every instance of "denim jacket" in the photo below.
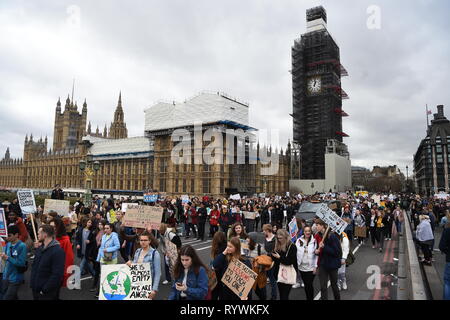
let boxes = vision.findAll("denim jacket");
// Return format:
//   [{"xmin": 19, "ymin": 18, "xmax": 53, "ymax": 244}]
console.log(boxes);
[
  {"xmin": 168, "ymin": 266, "xmax": 208, "ymax": 300},
  {"xmin": 132, "ymin": 248, "xmax": 161, "ymax": 292},
  {"xmin": 96, "ymin": 232, "xmax": 120, "ymax": 262}
]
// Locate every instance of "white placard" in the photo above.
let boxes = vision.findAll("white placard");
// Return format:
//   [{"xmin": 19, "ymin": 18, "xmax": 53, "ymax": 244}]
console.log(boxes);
[{"xmin": 17, "ymin": 189, "xmax": 36, "ymax": 215}]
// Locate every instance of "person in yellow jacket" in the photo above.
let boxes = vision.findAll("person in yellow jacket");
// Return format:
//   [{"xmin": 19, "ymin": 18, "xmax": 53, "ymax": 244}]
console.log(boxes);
[{"xmin": 375, "ymin": 210, "xmax": 388, "ymax": 253}]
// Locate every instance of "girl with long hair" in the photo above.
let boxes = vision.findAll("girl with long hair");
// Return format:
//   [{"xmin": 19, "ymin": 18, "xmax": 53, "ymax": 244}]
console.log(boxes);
[
  {"xmin": 168, "ymin": 245, "xmax": 209, "ymax": 300},
  {"xmin": 212, "ymin": 237, "xmax": 252, "ymax": 300},
  {"xmin": 271, "ymin": 229, "xmax": 297, "ymax": 300}
]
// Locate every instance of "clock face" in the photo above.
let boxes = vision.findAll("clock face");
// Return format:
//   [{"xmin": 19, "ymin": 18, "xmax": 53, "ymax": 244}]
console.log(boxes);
[{"xmin": 307, "ymin": 77, "xmax": 321, "ymax": 94}]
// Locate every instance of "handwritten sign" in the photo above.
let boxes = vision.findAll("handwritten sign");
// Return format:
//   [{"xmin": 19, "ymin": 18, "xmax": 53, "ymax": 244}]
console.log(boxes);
[
  {"xmin": 122, "ymin": 205, "xmax": 164, "ymax": 230},
  {"xmin": 0, "ymin": 208, "xmax": 7, "ymax": 237},
  {"xmin": 99, "ymin": 263, "xmax": 152, "ymax": 300},
  {"xmin": 230, "ymin": 194, "xmax": 241, "ymax": 200},
  {"xmin": 316, "ymin": 203, "xmax": 348, "ymax": 235},
  {"xmin": 17, "ymin": 189, "xmax": 36, "ymax": 215},
  {"xmin": 243, "ymin": 211, "xmax": 256, "ymax": 220},
  {"xmin": 221, "ymin": 258, "xmax": 257, "ymax": 299},
  {"xmin": 121, "ymin": 203, "xmax": 134, "ymax": 213},
  {"xmin": 288, "ymin": 217, "xmax": 298, "ymax": 244},
  {"xmin": 43, "ymin": 199, "xmax": 70, "ymax": 217},
  {"xmin": 181, "ymin": 195, "xmax": 190, "ymax": 205}
]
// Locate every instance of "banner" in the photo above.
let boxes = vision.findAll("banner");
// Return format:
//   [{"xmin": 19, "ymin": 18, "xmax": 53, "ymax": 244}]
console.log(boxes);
[
  {"xmin": 221, "ymin": 258, "xmax": 257, "ymax": 299},
  {"xmin": 316, "ymin": 204, "xmax": 348, "ymax": 235},
  {"xmin": 0, "ymin": 208, "xmax": 7, "ymax": 237},
  {"xmin": 17, "ymin": 189, "xmax": 36, "ymax": 215},
  {"xmin": 122, "ymin": 205, "xmax": 164, "ymax": 230},
  {"xmin": 99, "ymin": 263, "xmax": 152, "ymax": 300},
  {"xmin": 288, "ymin": 217, "xmax": 298, "ymax": 243},
  {"xmin": 43, "ymin": 199, "xmax": 70, "ymax": 217},
  {"xmin": 143, "ymin": 193, "xmax": 158, "ymax": 203},
  {"xmin": 243, "ymin": 211, "xmax": 256, "ymax": 220},
  {"xmin": 181, "ymin": 195, "xmax": 190, "ymax": 205}
]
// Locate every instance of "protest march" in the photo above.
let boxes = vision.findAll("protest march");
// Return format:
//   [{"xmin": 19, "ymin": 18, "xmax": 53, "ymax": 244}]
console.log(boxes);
[{"xmin": 0, "ymin": 188, "xmax": 449, "ymax": 302}]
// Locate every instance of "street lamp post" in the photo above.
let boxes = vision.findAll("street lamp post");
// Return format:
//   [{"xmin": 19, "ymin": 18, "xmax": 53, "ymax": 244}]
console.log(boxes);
[
  {"xmin": 79, "ymin": 155, "xmax": 100, "ymax": 207},
  {"xmin": 406, "ymin": 165, "xmax": 409, "ymax": 192}
]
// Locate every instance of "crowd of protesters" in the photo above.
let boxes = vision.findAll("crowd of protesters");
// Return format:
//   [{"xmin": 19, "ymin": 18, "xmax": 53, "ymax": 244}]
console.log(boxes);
[{"xmin": 0, "ymin": 187, "xmax": 449, "ymax": 300}]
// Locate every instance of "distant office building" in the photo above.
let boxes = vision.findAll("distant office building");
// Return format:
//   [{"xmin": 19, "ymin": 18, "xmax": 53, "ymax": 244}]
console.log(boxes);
[
  {"xmin": 352, "ymin": 166, "xmax": 371, "ymax": 189},
  {"xmin": 414, "ymin": 105, "xmax": 450, "ymax": 195}
]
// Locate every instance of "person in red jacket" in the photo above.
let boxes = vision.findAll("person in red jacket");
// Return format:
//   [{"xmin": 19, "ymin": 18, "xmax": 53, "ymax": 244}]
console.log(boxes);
[
  {"xmin": 209, "ymin": 205, "xmax": 220, "ymax": 238},
  {"xmin": 184, "ymin": 203, "xmax": 198, "ymax": 239},
  {"xmin": 8, "ymin": 212, "xmax": 29, "ymax": 243},
  {"xmin": 49, "ymin": 217, "xmax": 74, "ymax": 289}
]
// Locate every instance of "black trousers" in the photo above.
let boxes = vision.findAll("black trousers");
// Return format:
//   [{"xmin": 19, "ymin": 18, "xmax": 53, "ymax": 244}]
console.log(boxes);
[
  {"xmin": 92, "ymin": 261, "xmax": 101, "ymax": 288},
  {"xmin": 186, "ymin": 223, "xmax": 197, "ymax": 237},
  {"xmin": 277, "ymin": 282, "xmax": 292, "ymax": 300},
  {"xmin": 198, "ymin": 222, "xmax": 206, "ymax": 240},
  {"xmin": 369, "ymin": 227, "xmax": 377, "ymax": 246},
  {"xmin": 209, "ymin": 225, "xmax": 218, "ymax": 237},
  {"xmin": 299, "ymin": 271, "xmax": 315, "ymax": 300},
  {"xmin": 419, "ymin": 241, "xmax": 432, "ymax": 262},
  {"xmin": 254, "ymin": 285, "xmax": 267, "ymax": 300},
  {"xmin": 318, "ymin": 266, "xmax": 340, "ymax": 300}
]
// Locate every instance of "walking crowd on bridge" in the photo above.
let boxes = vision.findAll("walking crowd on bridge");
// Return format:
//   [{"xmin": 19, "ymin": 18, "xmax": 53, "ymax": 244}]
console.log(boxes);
[{"xmin": 1, "ymin": 188, "xmax": 449, "ymax": 300}]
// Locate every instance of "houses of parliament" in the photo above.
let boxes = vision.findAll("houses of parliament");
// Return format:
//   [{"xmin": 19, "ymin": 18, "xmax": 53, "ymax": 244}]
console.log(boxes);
[{"xmin": 0, "ymin": 91, "xmax": 291, "ymax": 197}]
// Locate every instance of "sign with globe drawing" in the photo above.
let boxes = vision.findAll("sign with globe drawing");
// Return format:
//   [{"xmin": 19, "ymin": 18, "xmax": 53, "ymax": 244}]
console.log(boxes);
[{"xmin": 99, "ymin": 263, "xmax": 153, "ymax": 300}]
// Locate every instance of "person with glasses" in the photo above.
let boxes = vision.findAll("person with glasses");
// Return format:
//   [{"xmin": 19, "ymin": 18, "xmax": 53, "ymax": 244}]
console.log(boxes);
[
  {"xmin": 1, "ymin": 225, "xmax": 27, "ymax": 300},
  {"xmin": 126, "ymin": 231, "xmax": 161, "ymax": 299}
]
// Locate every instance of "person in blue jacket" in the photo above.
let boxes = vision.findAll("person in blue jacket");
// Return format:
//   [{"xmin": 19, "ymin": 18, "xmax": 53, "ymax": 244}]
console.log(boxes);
[
  {"xmin": 96, "ymin": 222, "xmax": 121, "ymax": 264},
  {"xmin": 30, "ymin": 224, "xmax": 65, "ymax": 300},
  {"xmin": 1, "ymin": 225, "xmax": 27, "ymax": 300},
  {"xmin": 168, "ymin": 244, "xmax": 208, "ymax": 300}
]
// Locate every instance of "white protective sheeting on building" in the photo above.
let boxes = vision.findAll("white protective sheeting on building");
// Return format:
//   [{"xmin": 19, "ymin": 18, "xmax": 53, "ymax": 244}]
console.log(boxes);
[
  {"xmin": 88, "ymin": 136, "xmax": 153, "ymax": 160},
  {"xmin": 144, "ymin": 92, "xmax": 249, "ymax": 132}
]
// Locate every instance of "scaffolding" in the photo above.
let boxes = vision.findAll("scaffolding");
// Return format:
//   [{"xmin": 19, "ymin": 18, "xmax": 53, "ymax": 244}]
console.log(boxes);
[{"xmin": 291, "ymin": 7, "xmax": 349, "ymax": 180}]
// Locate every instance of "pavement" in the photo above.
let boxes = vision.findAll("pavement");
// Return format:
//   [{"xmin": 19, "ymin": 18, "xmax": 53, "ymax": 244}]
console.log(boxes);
[{"xmin": 15, "ymin": 224, "xmax": 401, "ymax": 300}]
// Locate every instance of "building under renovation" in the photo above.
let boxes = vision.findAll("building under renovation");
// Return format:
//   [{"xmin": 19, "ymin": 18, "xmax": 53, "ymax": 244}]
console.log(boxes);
[{"xmin": 290, "ymin": 6, "xmax": 352, "ymax": 193}]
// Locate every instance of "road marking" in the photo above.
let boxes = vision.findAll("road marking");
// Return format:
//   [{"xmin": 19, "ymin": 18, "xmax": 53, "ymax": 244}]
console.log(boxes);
[
  {"xmin": 314, "ymin": 242, "xmax": 362, "ymax": 300},
  {"xmin": 81, "ymin": 276, "xmax": 92, "ymax": 281},
  {"xmin": 196, "ymin": 245, "xmax": 212, "ymax": 251}
]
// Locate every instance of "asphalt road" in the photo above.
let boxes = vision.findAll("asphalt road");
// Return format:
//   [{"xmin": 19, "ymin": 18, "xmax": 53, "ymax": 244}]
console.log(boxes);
[{"xmin": 15, "ymin": 223, "xmax": 400, "ymax": 300}]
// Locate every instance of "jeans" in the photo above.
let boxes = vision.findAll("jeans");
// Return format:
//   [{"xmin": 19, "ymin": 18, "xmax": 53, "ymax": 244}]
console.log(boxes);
[
  {"xmin": 164, "ymin": 256, "xmax": 172, "ymax": 282},
  {"xmin": 266, "ymin": 268, "xmax": 278, "ymax": 299},
  {"xmin": 1, "ymin": 280, "xmax": 21, "ymax": 300},
  {"xmin": 395, "ymin": 220, "xmax": 402, "ymax": 234},
  {"xmin": 338, "ymin": 264, "xmax": 346, "ymax": 287},
  {"xmin": 80, "ymin": 256, "xmax": 96, "ymax": 277},
  {"xmin": 299, "ymin": 271, "xmax": 315, "ymax": 300},
  {"xmin": 376, "ymin": 228, "xmax": 385, "ymax": 249},
  {"xmin": 277, "ymin": 282, "xmax": 292, "ymax": 300},
  {"xmin": 444, "ymin": 262, "xmax": 450, "ymax": 300},
  {"xmin": 185, "ymin": 223, "xmax": 197, "ymax": 237},
  {"xmin": 318, "ymin": 266, "xmax": 340, "ymax": 300}
]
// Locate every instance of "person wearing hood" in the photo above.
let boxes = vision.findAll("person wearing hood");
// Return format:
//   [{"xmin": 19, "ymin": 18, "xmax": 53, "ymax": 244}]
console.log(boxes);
[
  {"xmin": 416, "ymin": 215, "xmax": 434, "ymax": 266},
  {"xmin": 30, "ymin": 225, "xmax": 65, "ymax": 300}
]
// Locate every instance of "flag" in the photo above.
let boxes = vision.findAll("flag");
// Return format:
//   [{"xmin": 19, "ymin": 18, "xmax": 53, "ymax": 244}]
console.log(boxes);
[{"xmin": 427, "ymin": 110, "xmax": 432, "ymax": 115}]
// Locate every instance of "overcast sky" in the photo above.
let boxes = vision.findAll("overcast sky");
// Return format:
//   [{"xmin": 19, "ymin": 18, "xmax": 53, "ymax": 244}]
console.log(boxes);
[{"xmin": 1, "ymin": 0, "xmax": 449, "ymax": 175}]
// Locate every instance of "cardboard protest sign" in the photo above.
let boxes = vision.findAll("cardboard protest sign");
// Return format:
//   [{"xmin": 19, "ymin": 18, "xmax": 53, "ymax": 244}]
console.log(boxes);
[
  {"xmin": 0, "ymin": 208, "xmax": 7, "ymax": 237},
  {"xmin": 230, "ymin": 194, "xmax": 241, "ymax": 200},
  {"xmin": 243, "ymin": 211, "xmax": 256, "ymax": 220},
  {"xmin": 121, "ymin": 203, "xmax": 133, "ymax": 213},
  {"xmin": 221, "ymin": 258, "xmax": 257, "ymax": 299},
  {"xmin": 372, "ymin": 195, "xmax": 381, "ymax": 206},
  {"xmin": 99, "ymin": 263, "xmax": 152, "ymax": 300},
  {"xmin": 17, "ymin": 189, "xmax": 36, "ymax": 215},
  {"xmin": 143, "ymin": 193, "xmax": 158, "ymax": 203},
  {"xmin": 288, "ymin": 217, "xmax": 298, "ymax": 244},
  {"xmin": 316, "ymin": 204, "xmax": 348, "ymax": 235},
  {"xmin": 43, "ymin": 199, "xmax": 70, "ymax": 217},
  {"xmin": 122, "ymin": 205, "xmax": 164, "ymax": 230}
]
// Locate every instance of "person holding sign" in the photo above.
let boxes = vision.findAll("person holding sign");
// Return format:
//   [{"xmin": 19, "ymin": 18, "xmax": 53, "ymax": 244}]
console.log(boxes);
[
  {"xmin": 212, "ymin": 237, "xmax": 252, "ymax": 300},
  {"xmin": 168, "ymin": 245, "xmax": 209, "ymax": 300},
  {"xmin": 315, "ymin": 220, "xmax": 342, "ymax": 300},
  {"xmin": 126, "ymin": 232, "xmax": 161, "ymax": 299},
  {"xmin": 1, "ymin": 225, "xmax": 27, "ymax": 300},
  {"xmin": 271, "ymin": 229, "xmax": 297, "ymax": 300}
]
